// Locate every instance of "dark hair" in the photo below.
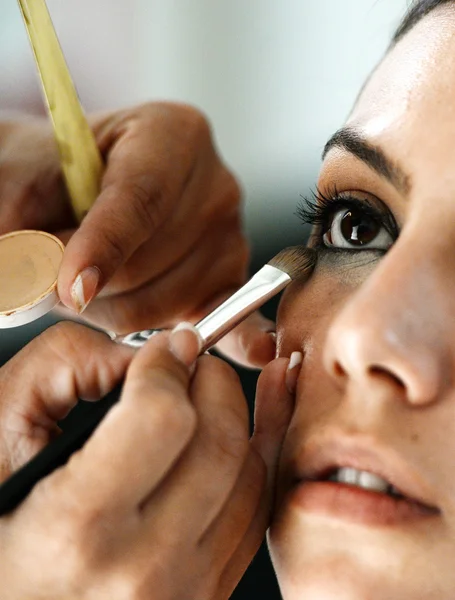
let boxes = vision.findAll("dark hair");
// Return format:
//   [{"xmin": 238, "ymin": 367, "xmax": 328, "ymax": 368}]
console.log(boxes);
[{"xmin": 393, "ymin": 0, "xmax": 454, "ymax": 43}]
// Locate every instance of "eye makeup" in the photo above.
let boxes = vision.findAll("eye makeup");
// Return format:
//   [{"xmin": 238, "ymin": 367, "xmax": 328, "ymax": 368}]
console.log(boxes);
[{"xmin": 297, "ymin": 187, "xmax": 399, "ymax": 253}]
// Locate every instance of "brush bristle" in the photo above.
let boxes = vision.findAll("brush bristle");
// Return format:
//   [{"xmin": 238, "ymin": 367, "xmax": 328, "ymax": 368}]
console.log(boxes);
[{"xmin": 267, "ymin": 246, "xmax": 316, "ymax": 280}]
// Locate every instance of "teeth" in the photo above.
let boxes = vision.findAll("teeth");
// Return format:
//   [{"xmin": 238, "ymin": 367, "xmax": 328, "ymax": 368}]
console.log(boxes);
[{"xmin": 329, "ymin": 467, "xmax": 391, "ymax": 494}]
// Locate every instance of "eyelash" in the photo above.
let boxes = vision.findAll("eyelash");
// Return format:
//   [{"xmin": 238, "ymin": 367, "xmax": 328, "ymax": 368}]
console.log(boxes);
[{"xmin": 296, "ymin": 187, "xmax": 399, "ymax": 250}]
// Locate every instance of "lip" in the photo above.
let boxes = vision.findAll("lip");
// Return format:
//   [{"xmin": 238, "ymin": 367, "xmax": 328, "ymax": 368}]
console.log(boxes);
[{"xmin": 283, "ymin": 433, "xmax": 440, "ymax": 526}]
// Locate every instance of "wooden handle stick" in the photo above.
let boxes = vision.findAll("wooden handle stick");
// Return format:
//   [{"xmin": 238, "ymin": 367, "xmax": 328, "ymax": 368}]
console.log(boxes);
[{"xmin": 17, "ymin": 0, "xmax": 104, "ymax": 223}]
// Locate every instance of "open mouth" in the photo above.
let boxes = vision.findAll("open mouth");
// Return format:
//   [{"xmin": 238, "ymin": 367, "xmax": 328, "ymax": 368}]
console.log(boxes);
[
  {"xmin": 289, "ymin": 464, "xmax": 441, "ymax": 526},
  {"xmin": 309, "ymin": 465, "xmax": 439, "ymax": 512},
  {"xmin": 287, "ymin": 439, "xmax": 441, "ymax": 526},
  {"xmin": 324, "ymin": 467, "xmax": 405, "ymax": 498}
]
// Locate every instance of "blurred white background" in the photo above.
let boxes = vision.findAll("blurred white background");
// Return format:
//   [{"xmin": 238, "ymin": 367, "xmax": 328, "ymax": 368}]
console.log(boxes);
[{"xmin": 0, "ymin": 0, "xmax": 408, "ymax": 251}]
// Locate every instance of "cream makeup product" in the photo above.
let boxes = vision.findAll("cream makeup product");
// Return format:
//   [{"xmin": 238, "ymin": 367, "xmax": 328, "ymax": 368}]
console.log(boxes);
[{"xmin": 0, "ymin": 230, "xmax": 64, "ymax": 328}]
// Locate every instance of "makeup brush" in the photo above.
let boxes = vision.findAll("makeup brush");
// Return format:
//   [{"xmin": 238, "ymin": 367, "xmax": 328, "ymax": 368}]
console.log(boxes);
[
  {"xmin": 0, "ymin": 246, "xmax": 315, "ymax": 515},
  {"xmin": 117, "ymin": 245, "xmax": 317, "ymax": 351}
]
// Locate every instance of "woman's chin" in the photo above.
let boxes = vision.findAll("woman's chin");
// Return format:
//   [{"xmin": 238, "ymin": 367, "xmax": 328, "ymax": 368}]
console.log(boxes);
[
  {"xmin": 267, "ymin": 512, "xmax": 434, "ymax": 600},
  {"xmin": 270, "ymin": 549, "xmax": 401, "ymax": 600},
  {"xmin": 274, "ymin": 568, "xmax": 369, "ymax": 600}
]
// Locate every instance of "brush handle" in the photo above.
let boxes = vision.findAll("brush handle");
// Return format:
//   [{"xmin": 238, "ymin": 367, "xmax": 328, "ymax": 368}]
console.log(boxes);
[
  {"xmin": 17, "ymin": 0, "xmax": 103, "ymax": 222},
  {"xmin": 0, "ymin": 383, "xmax": 123, "ymax": 516}
]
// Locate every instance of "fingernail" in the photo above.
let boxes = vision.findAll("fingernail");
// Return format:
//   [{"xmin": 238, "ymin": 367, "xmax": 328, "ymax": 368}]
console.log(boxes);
[
  {"xmin": 169, "ymin": 322, "xmax": 203, "ymax": 371},
  {"xmin": 71, "ymin": 266, "xmax": 100, "ymax": 313},
  {"xmin": 286, "ymin": 351, "xmax": 303, "ymax": 395}
]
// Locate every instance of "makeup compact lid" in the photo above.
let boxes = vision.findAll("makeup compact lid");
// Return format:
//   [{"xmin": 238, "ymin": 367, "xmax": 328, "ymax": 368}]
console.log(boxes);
[{"xmin": 0, "ymin": 230, "xmax": 64, "ymax": 328}]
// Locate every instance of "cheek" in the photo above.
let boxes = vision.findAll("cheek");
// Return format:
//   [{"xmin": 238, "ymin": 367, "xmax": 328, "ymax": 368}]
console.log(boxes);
[
  {"xmin": 277, "ymin": 251, "xmax": 381, "ymax": 356},
  {"xmin": 275, "ymin": 254, "xmax": 382, "ymax": 471},
  {"xmin": 276, "ymin": 255, "xmax": 372, "ymax": 357}
]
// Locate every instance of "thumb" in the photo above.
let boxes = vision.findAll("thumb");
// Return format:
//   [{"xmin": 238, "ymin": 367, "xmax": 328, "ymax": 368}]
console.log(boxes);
[
  {"xmin": 217, "ymin": 354, "xmax": 300, "ymax": 596},
  {"xmin": 251, "ymin": 352, "xmax": 300, "ymax": 497},
  {"xmin": 0, "ymin": 322, "xmax": 133, "ymax": 478}
]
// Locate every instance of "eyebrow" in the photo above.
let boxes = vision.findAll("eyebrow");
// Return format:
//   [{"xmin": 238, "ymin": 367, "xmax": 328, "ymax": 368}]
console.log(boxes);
[{"xmin": 322, "ymin": 126, "xmax": 411, "ymax": 196}]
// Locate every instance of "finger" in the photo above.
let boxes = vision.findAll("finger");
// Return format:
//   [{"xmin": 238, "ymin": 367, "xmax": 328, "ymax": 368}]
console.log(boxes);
[
  {"xmin": 73, "ymin": 222, "xmax": 248, "ymax": 333},
  {"xmin": 0, "ymin": 322, "xmax": 133, "ymax": 475},
  {"xmin": 85, "ymin": 155, "xmax": 237, "ymax": 296},
  {"xmin": 251, "ymin": 355, "xmax": 299, "ymax": 487},
  {"xmin": 48, "ymin": 331, "xmax": 199, "ymax": 513},
  {"xmin": 0, "ymin": 119, "xmax": 73, "ymax": 234},
  {"xmin": 57, "ymin": 104, "xmax": 207, "ymax": 313},
  {"xmin": 215, "ymin": 310, "xmax": 276, "ymax": 369},
  {"xmin": 201, "ymin": 448, "xmax": 267, "ymax": 599},
  {"xmin": 203, "ymin": 356, "xmax": 298, "ymax": 592},
  {"xmin": 142, "ymin": 354, "xmax": 250, "ymax": 538}
]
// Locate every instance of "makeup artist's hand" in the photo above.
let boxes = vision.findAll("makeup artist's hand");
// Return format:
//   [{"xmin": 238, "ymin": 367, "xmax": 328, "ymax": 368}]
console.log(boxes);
[
  {"xmin": 0, "ymin": 105, "xmax": 275, "ymax": 368},
  {"xmin": 0, "ymin": 322, "xmax": 134, "ymax": 482},
  {"xmin": 0, "ymin": 322, "xmax": 296, "ymax": 600}
]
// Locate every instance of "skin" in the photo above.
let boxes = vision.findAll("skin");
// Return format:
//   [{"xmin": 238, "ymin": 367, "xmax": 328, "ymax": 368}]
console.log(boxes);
[
  {"xmin": 269, "ymin": 5, "xmax": 455, "ymax": 599},
  {"xmin": 0, "ymin": 102, "xmax": 275, "ymax": 368},
  {"xmin": 0, "ymin": 322, "xmax": 296, "ymax": 599}
]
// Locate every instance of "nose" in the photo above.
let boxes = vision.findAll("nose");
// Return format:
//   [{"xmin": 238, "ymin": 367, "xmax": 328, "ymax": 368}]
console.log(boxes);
[{"xmin": 323, "ymin": 243, "xmax": 452, "ymax": 406}]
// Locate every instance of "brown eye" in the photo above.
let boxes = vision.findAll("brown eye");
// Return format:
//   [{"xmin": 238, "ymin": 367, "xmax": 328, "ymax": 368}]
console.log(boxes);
[{"xmin": 323, "ymin": 208, "xmax": 393, "ymax": 250}]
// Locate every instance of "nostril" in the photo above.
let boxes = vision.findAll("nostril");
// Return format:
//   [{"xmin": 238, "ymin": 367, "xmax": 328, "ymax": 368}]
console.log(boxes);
[
  {"xmin": 333, "ymin": 361, "xmax": 346, "ymax": 378},
  {"xmin": 330, "ymin": 358, "xmax": 406, "ymax": 392},
  {"xmin": 369, "ymin": 365, "xmax": 405, "ymax": 391}
]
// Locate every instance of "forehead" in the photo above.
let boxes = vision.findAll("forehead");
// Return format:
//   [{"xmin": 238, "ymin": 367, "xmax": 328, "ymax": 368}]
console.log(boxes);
[{"xmin": 347, "ymin": 7, "xmax": 455, "ymax": 172}]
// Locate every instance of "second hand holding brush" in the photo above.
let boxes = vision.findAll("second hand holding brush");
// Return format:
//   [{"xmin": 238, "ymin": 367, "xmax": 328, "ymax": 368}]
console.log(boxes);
[{"xmin": 0, "ymin": 246, "xmax": 315, "ymax": 515}]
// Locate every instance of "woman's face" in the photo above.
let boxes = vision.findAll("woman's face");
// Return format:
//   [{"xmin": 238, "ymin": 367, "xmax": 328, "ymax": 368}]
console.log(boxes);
[{"xmin": 270, "ymin": 7, "xmax": 455, "ymax": 599}]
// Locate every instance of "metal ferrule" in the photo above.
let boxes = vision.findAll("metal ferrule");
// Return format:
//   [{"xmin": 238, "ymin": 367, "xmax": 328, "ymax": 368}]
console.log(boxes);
[{"xmin": 114, "ymin": 329, "xmax": 163, "ymax": 348}]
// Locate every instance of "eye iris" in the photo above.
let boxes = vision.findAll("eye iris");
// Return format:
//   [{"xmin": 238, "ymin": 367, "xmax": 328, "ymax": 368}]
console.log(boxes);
[{"xmin": 340, "ymin": 209, "xmax": 379, "ymax": 246}]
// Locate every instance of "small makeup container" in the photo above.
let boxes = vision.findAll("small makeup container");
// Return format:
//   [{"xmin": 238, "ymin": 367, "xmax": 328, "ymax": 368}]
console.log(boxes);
[{"xmin": 0, "ymin": 230, "xmax": 64, "ymax": 328}]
